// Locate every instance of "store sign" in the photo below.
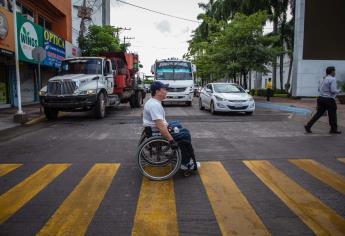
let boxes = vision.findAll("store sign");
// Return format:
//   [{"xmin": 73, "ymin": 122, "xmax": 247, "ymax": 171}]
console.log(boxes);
[
  {"xmin": 0, "ymin": 7, "xmax": 14, "ymax": 53},
  {"xmin": 17, "ymin": 13, "xmax": 43, "ymax": 63},
  {"xmin": 43, "ymin": 30, "xmax": 65, "ymax": 68}
]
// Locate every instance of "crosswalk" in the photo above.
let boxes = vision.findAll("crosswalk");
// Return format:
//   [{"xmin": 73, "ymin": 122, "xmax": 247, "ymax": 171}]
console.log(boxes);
[{"xmin": 0, "ymin": 159, "xmax": 345, "ymax": 235}]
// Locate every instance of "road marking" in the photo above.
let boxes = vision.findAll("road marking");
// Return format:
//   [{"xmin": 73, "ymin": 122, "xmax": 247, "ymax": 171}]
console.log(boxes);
[
  {"xmin": 132, "ymin": 167, "xmax": 178, "ymax": 236},
  {"xmin": 338, "ymin": 158, "xmax": 345, "ymax": 165},
  {"xmin": 0, "ymin": 164, "xmax": 22, "ymax": 177},
  {"xmin": 244, "ymin": 160, "xmax": 345, "ymax": 235},
  {"xmin": 290, "ymin": 159, "xmax": 345, "ymax": 195},
  {"xmin": 0, "ymin": 164, "xmax": 70, "ymax": 224},
  {"xmin": 199, "ymin": 162, "xmax": 270, "ymax": 236},
  {"xmin": 37, "ymin": 163, "xmax": 119, "ymax": 236}
]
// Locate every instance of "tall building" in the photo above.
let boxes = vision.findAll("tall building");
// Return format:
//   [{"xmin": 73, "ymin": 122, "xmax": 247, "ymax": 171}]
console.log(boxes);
[
  {"xmin": 0, "ymin": 0, "xmax": 75, "ymax": 108},
  {"xmin": 71, "ymin": 0, "xmax": 110, "ymax": 46}
]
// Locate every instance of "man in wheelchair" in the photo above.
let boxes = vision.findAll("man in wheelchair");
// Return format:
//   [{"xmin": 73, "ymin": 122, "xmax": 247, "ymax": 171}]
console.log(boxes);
[{"xmin": 143, "ymin": 81, "xmax": 200, "ymax": 171}]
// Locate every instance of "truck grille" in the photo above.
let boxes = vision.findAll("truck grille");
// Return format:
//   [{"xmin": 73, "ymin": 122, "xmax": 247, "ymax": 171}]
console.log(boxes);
[
  {"xmin": 167, "ymin": 87, "xmax": 186, "ymax": 92},
  {"xmin": 47, "ymin": 81, "xmax": 77, "ymax": 95}
]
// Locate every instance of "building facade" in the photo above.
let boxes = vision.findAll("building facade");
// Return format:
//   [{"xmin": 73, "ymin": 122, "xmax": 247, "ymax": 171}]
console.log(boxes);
[
  {"xmin": 292, "ymin": 0, "xmax": 345, "ymax": 96},
  {"xmin": 71, "ymin": 0, "xmax": 110, "ymax": 46},
  {"xmin": 0, "ymin": 0, "xmax": 75, "ymax": 108}
]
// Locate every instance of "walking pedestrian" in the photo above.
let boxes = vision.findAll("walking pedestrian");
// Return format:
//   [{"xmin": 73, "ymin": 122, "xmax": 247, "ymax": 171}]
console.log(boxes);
[
  {"xmin": 304, "ymin": 66, "xmax": 341, "ymax": 134},
  {"xmin": 266, "ymin": 78, "xmax": 273, "ymax": 102}
]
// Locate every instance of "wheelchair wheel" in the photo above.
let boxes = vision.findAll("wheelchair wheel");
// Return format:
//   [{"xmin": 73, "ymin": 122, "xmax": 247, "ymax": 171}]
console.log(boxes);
[{"xmin": 137, "ymin": 137, "xmax": 182, "ymax": 181}]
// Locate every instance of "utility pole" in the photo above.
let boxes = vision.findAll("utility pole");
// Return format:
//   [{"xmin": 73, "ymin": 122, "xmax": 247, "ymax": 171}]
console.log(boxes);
[
  {"xmin": 12, "ymin": 0, "xmax": 28, "ymax": 123},
  {"xmin": 77, "ymin": 0, "xmax": 92, "ymax": 52},
  {"xmin": 115, "ymin": 27, "xmax": 131, "ymax": 40},
  {"xmin": 123, "ymin": 36, "xmax": 134, "ymax": 46}
]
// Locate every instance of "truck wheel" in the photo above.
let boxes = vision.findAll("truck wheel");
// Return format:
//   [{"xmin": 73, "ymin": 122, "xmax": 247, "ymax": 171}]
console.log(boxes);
[
  {"xmin": 44, "ymin": 108, "xmax": 59, "ymax": 120},
  {"xmin": 95, "ymin": 92, "xmax": 106, "ymax": 119},
  {"xmin": 130, "ymin": 91, "xmax": 142, "ymax": 108},
  {"xmin": 129, "ymin": 95, "xmax": 136, "ymax": 108}
]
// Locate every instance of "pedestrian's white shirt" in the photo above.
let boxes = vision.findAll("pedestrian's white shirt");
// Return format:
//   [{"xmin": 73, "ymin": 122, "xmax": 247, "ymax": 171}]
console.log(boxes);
[{"xmin": 143, "ymin": 98, "xmax": 168, "ymax": 130}]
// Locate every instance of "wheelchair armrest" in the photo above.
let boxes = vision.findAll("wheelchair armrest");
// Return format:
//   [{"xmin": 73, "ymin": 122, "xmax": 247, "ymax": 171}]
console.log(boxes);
[{"xmin": 144, "ymin": 126, "xmax": 153, "ymax": 138}]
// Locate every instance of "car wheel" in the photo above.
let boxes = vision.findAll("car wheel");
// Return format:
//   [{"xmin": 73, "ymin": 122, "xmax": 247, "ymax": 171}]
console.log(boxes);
[
  {"xmin": 95, "ymin": 92, "xmax": 106, "ymax": 119},
  {"xmin": 210, "ymin": 101, "xmax": 216, "ymax": 115},
  {"xmin": 245, "ymin": 111, "xmax": 253, "ymax": 116},
  {"xmin": 199, "ymin": 98, "xmax": 204, "ymax": 110}
]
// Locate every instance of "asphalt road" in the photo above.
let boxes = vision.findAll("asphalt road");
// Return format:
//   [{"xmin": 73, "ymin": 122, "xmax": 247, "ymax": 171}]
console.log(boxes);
[{"xmin": 0, "ymin": 98, "xmax": 345, "ymax": 236}]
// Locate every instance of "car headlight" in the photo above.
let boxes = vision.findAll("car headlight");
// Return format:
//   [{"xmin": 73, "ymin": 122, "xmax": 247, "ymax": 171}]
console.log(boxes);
[
  {"xmin": 248, "ymin": 97, "xmax": 254, "ymax": 102},
  {"xmin": 215, "ymin": 95, "xmax": 226, "ymax": 101},
  {"xmin": 39, "ymin": 90, "xmax": 46, "ymax": 96}
]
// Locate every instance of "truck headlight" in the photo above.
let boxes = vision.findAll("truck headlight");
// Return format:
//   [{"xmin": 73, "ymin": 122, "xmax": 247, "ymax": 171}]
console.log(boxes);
[
  {"xmin": 39, "ymin": 90, "xmax": 46, "ymax": 96},
  {"xmin": 76, "ymin": 89, "xmax": 97, "ymax": 95}
]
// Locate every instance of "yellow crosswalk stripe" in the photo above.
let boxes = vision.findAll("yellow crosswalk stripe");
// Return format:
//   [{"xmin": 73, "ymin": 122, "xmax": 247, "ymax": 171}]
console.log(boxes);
[
  {"xmin": 199, "ymin": 162, "xmax": 270, "ymax": 236},
  {"xmin": 37, "ymin": 163, "xmax": 119, "ymax": 236},
  {"xmin": 290, "ymin": 159, "xmax": 345, "ymax": 195},
  {"xmin": 0, "ymin": 164, "xmax": 70, "ymax": 224},
  {"xmin": 0, "ymin": 164, "xmax": 22, "ymax": 177},
  {"xmin": 132, "ymin": 167, "xmax": 178, "ymax": 236},
  {"xmin": 337, "ymin": 158, "xmax": 345, "ymax": 165},
  {"xmin": 244, "ymin": 160, "xmax": 345, "ymax": 235}
]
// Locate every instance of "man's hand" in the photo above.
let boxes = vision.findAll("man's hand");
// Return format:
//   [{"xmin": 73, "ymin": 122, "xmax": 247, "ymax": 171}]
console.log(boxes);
[{"xmin": 169, "ymin": 140, "xmax": 179, "ymax": 149}]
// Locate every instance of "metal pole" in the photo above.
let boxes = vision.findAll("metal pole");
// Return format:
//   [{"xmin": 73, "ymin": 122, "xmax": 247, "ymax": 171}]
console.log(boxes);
[
  {"xmin": 12, "ymin": 0, "xmax": 23, "ymax": 114},
  {"xmin": 38, "ymin": 62, "xmax": 42, "ymax": 114}
]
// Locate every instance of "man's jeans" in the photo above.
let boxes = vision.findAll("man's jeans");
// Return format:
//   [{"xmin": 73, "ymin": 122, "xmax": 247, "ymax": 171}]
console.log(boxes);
[{"xmin": 168, "ymin": 121, "xmax": 196, "ymax": 165}]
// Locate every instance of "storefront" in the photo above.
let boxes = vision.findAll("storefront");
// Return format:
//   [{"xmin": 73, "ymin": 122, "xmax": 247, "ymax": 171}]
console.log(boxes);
[
  {"xmin": 0, "ymin": 6, "xmax": 15, "ymax": 108},
  {"xmin": 16, "ymin": 12, "xmax": 65, "ymax": 104}
]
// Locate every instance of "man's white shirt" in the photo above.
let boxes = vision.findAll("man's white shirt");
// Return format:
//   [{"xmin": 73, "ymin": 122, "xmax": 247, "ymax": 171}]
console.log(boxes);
[{"xmin": 143, "ymin": 98, "xmax": 168, "ymax": 131}]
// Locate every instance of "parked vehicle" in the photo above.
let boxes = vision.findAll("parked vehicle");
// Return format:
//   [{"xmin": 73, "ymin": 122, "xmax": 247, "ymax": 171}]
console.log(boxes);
[
  {"xmin": 151, "ymin": 58, "xmax": 196, "ymax": 106},
  {"xmin": 39, "ymin": 53, "xmax": 145, "ymax": 120},
  {"xmin": 199, "ymin": 83, "xmax": 255, "ymax": 115}
]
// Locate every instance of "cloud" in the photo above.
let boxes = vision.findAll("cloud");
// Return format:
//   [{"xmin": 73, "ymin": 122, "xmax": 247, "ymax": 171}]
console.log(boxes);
[
  {"xmin": 181, "ymin": 27, "xmax": 190, "ymax": 35},
  {"xmin": 155, "ymin": 20, "xmax": 171, "ymax": 34}
]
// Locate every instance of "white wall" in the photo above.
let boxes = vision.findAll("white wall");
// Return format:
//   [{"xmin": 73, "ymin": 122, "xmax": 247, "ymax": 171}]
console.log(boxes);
[{"xmin": 292, "ymin": 0, "xmax": 345, "ymax": 97}]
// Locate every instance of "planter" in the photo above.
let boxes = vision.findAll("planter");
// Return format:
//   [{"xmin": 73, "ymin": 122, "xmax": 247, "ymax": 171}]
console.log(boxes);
[{"xmin": 337, "ymin": 94, "xmax": 345, "ymax": 104}]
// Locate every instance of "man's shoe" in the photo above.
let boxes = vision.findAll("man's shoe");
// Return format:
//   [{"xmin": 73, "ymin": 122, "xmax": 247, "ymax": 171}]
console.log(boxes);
[
  {"xmin": 330, "ymin": 130, "xmax": 342, "ymax": 134},
  {"xmin": 304, "ymin": 125, "xmax": 312, "ymax": 133}
]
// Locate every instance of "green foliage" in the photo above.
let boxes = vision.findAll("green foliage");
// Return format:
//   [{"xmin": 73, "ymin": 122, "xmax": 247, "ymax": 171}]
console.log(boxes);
[
  {"xmin": 187, "ymin": 11, "xmax": 281, "ymax": 84},
  {"xmin": 79, "ymin": 25, "xmax": 122, "ymax": 56}
]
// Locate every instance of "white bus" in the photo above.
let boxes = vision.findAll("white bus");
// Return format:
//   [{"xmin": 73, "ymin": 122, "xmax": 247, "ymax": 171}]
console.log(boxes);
[{"xmin": 151, "ymin": 59, "xmax": 196, "ymax": 106}]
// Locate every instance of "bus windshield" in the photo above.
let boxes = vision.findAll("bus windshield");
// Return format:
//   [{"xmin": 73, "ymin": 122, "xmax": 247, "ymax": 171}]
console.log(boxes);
[
  {"xmin": 155, "ymin": 61, "xmax": 192, "ymax": 80},
  {"xmin": 59, "ymin": 59, "xmax": 102, "ymax": 75}
]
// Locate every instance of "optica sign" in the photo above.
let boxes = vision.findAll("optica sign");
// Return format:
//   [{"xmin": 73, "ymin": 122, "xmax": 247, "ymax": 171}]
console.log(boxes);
[{"xmin": 43, "ymin": 30, "xmax": 65, "ymax": 68}]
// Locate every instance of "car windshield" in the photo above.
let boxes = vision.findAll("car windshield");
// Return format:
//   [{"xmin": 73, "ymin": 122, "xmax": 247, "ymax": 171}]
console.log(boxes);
[
  {"xmin": 213, "ymin": 84, "xmax": 245, "ymax": 93},
  {"xmin": 59, "ymin": 59, "xmax": 102, "ymax": 75},
  {"xmin": 155, "ymin": 61, "xmax": 192, "ymax": 80}
]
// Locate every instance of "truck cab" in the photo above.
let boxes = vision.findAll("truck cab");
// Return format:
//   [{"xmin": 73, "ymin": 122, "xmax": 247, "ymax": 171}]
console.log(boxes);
[
  {"xmin": 151, "ymin": 59, "xmax": 196, "ymax": 106},
  {"xmin": 39, "ymin": 57, "xmax": 120, "ymax": 119}
]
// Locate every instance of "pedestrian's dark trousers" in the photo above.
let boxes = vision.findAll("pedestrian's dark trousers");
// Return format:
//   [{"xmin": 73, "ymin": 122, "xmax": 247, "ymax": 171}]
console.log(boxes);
[
  {"xmin": 306, "ymin": 97, "xmax": 337, "ymax": 131},
  {"xmin": 169, "ymin": 122, "xmax": 196, "ymax": 166},
  {"xmin": 266, "ymin": 89, "xmax": 272, "ymax": 101}
]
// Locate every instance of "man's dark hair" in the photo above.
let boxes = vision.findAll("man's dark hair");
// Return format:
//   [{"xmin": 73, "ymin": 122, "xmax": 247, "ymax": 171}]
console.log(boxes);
[
  {"xmin": 151, "ymin": 89, "xmax": 156, "ymax": 97},
  {"xmin": 268, "ymin": 78, "xmax": 272, "ymax": 81},
  {"xmin": 326, "ymin": 66, "xmax": 335, "ymax": 75}
]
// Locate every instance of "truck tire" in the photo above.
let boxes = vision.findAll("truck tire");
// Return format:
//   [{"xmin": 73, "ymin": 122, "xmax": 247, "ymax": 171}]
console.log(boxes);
[
  {"xmin": 44, "ymin": 108, "xmax": 59, "ymax": 120},
  {"xmin": 95, "ymin": 92, "xmax": 106, "ymax": 119},
  {"xmin": 130, "ymin": 91, "xmax": 142, "ymax": 108}
]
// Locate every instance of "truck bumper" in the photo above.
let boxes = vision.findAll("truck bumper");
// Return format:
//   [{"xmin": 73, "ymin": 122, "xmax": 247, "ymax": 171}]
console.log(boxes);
[
  {"xmin": 164, "ymin": 93, "xmax": 193, "ymax": 102},
  {"xmin": 40, "ymin": 95, "xmax": 97, "ymax": 110}
]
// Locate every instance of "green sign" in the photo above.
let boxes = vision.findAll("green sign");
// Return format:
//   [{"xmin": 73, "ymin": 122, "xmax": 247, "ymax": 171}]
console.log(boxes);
[{"xmin": 16, "ymin": 13, "xmax": 43, "ymax": 64}]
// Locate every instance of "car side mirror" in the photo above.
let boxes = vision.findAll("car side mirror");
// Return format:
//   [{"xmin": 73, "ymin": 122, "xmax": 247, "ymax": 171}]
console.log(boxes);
[
  {"xmin": 205, "ymin": 88, "xmax": 212, "ymax": 93},
  {"xmin": 245, "ymin": 89, "xmax": 250, "ymax": 93}
]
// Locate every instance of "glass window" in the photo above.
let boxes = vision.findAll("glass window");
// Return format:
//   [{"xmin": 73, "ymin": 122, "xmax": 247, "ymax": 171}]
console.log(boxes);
[
  {"xmin": 38, "ymin": 16, "xmax": 52, "ymax": 30},
  {"xmin": 213, "ymin": 84, "xmax": 245, "ymax": 93}
]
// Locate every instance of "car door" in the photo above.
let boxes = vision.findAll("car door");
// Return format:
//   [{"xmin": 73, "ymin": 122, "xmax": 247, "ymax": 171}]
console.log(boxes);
[{"xmin": 203, "ymin": 84, "xmax": 213, "ymax": 109}]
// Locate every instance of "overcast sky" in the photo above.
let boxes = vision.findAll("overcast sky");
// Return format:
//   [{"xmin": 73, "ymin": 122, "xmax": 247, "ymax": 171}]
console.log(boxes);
[{"xmin": 110, "ymin": 0, "xmax": 207, "ymax": 75}]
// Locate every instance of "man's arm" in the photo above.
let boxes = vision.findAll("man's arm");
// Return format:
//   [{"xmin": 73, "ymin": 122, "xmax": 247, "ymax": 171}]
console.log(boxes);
[
  {"xmin": 330, "ymin": 78, "xmax": 339, "ymax": 94},
  {"xmin": 155, "ymin": 119, "xmax": 173, "ymax": 141}
]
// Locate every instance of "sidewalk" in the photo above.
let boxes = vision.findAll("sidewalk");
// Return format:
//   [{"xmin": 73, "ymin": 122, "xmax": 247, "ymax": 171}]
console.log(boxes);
[
  {"xmin": 0, "ymin": 104, "xmax": 44, "ymax": 132},
  {"xmin": 255, "ymin": 96, "xmax": 345, "ymax": 128}
]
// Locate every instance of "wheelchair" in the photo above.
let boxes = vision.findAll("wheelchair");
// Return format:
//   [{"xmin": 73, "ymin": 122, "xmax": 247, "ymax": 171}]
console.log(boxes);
[{"xmin": 137, "ymin": 127, "xmax": 182, "ymax": 181}]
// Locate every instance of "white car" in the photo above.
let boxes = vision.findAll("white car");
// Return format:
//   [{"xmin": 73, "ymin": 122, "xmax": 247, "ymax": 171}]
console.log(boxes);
[{"xmin": 199, "ymin": 83, "xmax": 255, "ymax": 115}]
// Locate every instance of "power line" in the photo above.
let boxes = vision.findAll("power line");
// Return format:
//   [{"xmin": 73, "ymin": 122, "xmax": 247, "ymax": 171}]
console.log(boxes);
[{"xmin": 115, "ymin": 0, "xmax": 201, "ymax": 23}]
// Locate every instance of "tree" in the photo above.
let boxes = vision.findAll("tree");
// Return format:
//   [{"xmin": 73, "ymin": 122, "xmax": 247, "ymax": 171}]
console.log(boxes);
[{"xmin": 79, "ymin": 25, "xmax": 122, "ymax": 56}]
